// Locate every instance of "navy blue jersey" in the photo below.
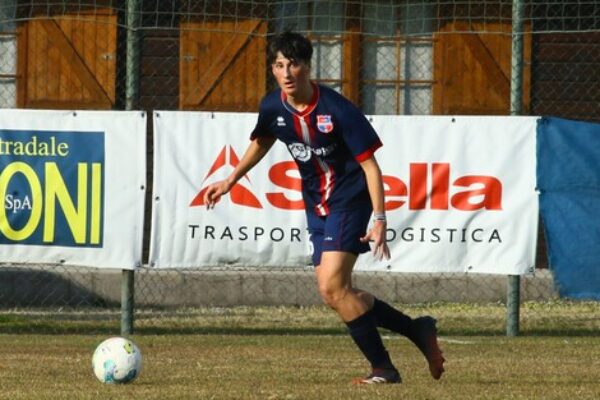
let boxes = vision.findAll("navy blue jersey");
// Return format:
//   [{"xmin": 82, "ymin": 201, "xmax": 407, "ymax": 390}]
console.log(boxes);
[{"xmin": 250, "ymin": 83, "xmax": 382, "ymax": 216}]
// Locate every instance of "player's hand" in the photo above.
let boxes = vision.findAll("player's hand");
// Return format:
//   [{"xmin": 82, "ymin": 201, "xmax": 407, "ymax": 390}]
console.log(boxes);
[
  {"xmin": 360, "ymin": 220, "xmax": 390, "ymax": 261},
  {"xmin": 203, "ymin": 180, "xmax": 232, "ymax": 209}
]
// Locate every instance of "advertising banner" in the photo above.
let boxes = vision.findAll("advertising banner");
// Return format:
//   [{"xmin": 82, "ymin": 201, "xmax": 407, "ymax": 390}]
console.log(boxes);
[
  {"xmin": 0, "ymin": 110, "xmax": 146, "ymax": 269},
  {"xmin": 151, "ymin": 112, "xmax": 538, "ymax": 274}
]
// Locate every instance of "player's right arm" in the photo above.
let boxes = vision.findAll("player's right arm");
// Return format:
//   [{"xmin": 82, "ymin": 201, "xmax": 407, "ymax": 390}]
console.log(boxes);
[{"xmin": 204, "ymin": 136, "xmax": 276, "ymax": 209}]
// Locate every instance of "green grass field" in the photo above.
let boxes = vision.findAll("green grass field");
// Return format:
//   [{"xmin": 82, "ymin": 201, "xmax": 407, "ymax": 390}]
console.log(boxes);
[{"xmin": 0, "ymin": 303, "xmax": 599, "ymax": 399}]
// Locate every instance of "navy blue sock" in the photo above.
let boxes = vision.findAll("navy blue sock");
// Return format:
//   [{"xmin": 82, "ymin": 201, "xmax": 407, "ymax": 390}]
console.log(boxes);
[
  {"xmin": 345, "ymin": 309, "xmax": 395, "ymax": 370},
  {"xmin": 372, "ymin": 298, "xmax": 413, "ymax": 336}
]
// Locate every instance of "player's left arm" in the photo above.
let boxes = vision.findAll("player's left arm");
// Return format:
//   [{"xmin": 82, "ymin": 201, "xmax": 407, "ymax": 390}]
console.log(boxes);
[{"xmin": 359, "ymin": 155, "xmax": 391, "ymax": 261}]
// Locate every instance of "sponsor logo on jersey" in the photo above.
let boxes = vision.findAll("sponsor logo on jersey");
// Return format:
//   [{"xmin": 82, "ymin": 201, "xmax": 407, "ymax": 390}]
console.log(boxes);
[
  {"xmin": 316, "ymin": 115, "xmax": 333, "ymax": 133},
  {"xmin": 287, "ymin": 142, "xmax": 338, "ymax": 162},
  {"xmin": 276, "ymin": 116, "xmax": 286, "ymax": 127},
  {"xmin": 288, "ymin": 143, "xmax": 312, "ymax": 162}
]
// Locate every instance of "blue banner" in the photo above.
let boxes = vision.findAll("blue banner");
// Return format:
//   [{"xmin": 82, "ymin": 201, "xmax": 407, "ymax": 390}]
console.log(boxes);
[
  {"xmin": 0, "ymin": 129, "xmax": 104, "ymax": 247},
  {"xmin": 537, "ymin": 117, "xmax": 600, "ymax": 300}
]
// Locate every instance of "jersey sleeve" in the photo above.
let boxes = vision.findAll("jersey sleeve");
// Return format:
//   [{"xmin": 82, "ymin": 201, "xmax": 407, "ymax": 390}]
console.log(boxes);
[
  {"xmin": 339, "ymin": 102, "xmax": 382, "ymax": 162},
  {"xmin": 249, "ymin": 98, "xmax": 275, "ymax": 140}
]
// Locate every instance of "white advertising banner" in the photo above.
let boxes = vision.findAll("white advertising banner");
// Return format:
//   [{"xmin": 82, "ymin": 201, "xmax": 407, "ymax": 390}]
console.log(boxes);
[
  {"xmin": 0, "ymin": 110, "xmax": 146, "ymax": 270},
  {"xmin": 151, "ymin": 112, "xmax": 538, "ymax": 274}
]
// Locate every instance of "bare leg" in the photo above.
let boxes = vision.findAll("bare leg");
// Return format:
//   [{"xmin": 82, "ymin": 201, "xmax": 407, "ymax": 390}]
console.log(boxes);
[
  {"xmin": 315, "ymin": 251, "xmax": 366, "ymax": 321},
  {"xmin": 315, "ymin": 251, "xmax": 399, "ymax": 383}
]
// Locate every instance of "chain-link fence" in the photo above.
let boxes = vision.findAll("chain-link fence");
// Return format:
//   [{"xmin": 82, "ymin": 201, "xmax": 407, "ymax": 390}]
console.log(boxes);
[{"xmin": 0, "ymin": 1, "xmax": 599, "ymax": 335}]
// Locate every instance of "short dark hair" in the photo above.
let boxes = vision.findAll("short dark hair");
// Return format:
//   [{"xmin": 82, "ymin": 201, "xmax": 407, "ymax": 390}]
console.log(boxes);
[{"xmin": 267, "ymin": 31, "xmax": 313, "ymax": 65}]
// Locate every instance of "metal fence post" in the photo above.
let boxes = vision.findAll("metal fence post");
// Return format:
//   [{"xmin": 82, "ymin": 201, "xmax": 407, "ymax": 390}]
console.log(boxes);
[
  {"xmin": 125, "ymin": 0, "xmax": 141, "ymax": 111},
  {"xmin": 121, "ymin": 270, "xmax": 135, "ymax": 335},
  {"xmin": 121, "ymin": 0, "xmax": 141, "ymax": 336},
  {"xmin": 507, "ymin": 0, "xmax": 525, "ymax": 337}
]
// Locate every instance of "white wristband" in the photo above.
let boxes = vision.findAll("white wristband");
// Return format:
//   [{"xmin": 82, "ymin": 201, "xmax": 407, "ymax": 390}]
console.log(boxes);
[{"xmin": 373, "ymin": 212, "xmax": 386, "ymax": 222}]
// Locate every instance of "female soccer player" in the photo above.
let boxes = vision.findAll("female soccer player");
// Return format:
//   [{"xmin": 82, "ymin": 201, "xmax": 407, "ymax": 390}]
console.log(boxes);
[{"xmin": 203, "ymin": 31, "xmax": 444, "ymax": 384}]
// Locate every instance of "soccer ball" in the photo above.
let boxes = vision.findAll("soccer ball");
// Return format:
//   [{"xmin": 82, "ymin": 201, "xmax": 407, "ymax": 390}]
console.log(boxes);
[{"xmin": 92, "ymin": 337, "xmax": 142, "ymax": 384}]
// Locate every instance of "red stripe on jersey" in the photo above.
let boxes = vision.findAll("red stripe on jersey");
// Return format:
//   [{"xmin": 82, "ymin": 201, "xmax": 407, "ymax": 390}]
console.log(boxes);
[
  {"xmin": 312, "ymin": 158, "xmax": 330, "ymax": 216},
  {"xmin": 290, "ymin": 112, "xmax": 334, "ymax": 216},
  {"xmin": 355, "ymin": 139, "xmax": 383, "ymax": 163},
  {"xmin": 291, "ymin": 114, "xmax": 304, "ymax": 142},
  {"xmin": 305, "ymin": 116, "xmax": 334, "ymax": 216}
]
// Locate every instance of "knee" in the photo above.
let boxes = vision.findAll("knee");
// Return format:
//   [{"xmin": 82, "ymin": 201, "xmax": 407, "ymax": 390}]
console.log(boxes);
[{"xmin": 318, "ymin": 282, "xmax": 348, "ymax": 309}]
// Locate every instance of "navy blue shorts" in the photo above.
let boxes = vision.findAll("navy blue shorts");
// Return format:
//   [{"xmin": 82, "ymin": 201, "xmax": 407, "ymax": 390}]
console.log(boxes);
[{"xmin": 306, "ymin": 205, "xmax": 373, "ymax": 266}]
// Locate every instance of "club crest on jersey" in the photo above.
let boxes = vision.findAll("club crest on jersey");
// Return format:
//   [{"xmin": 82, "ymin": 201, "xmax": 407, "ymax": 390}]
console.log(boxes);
[{"xmin": 316, "ymin": 115, "xmax": 334, "ymax": 133}]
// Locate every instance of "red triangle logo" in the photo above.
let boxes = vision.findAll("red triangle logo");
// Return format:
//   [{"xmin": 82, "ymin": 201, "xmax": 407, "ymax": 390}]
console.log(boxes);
[{"xmin": 190, "ymin": 145, "xmax": 262, "ymax": 208}]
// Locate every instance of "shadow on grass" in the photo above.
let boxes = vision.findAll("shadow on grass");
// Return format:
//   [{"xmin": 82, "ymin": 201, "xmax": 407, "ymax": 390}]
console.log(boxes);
[
  {"xmin": 137, "ymin": 326, "xmax": 600, "ymax": 337},
  {"xmin": 0, "ymin": 324, "xmax": 348, "ymax": 336},
  {"xmin": 1, "ymin": 319, "xmax": 599, "ymax": 337},
  {"xmin": 0, "ymin": 268, "xmax": 118, "ymax": 309}
]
